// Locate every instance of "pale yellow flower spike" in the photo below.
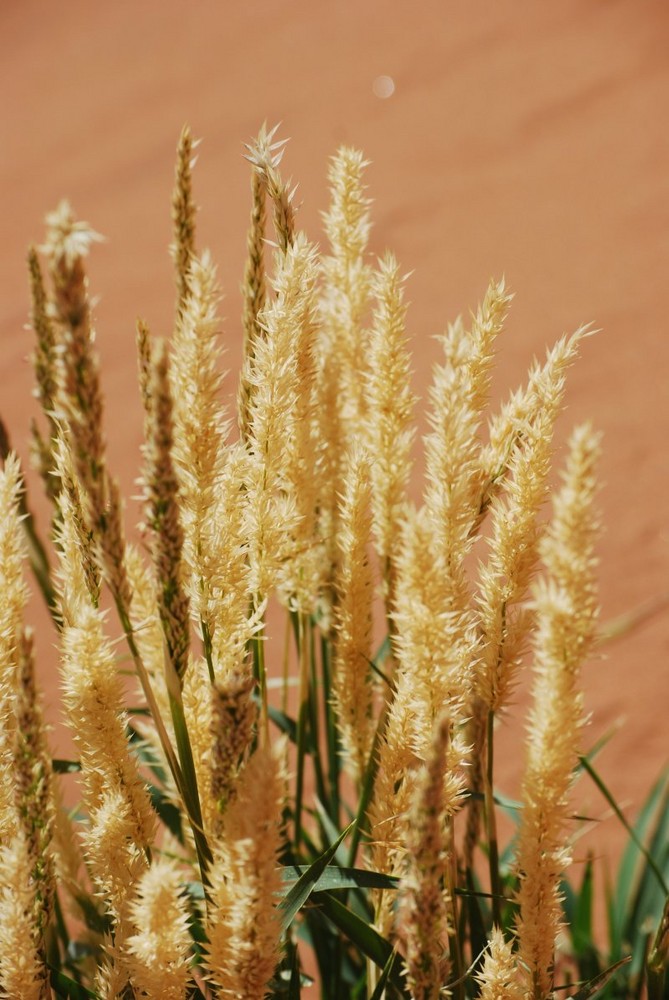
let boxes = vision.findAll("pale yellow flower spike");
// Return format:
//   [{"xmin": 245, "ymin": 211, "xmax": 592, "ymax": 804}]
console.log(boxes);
[
  {"xmin": 476, "ymin": 329, "xmax": 586, "ymax": 714},
  {"xmin": 239, "ymin": 146, "xmax": 267, "ymax": 441},
  {"xmin": 365, "ymin": 253, "xmax": 416, "ymax": 607},
  {"xmin": 53, "ymin": 433, "xmax": 101, "ymax": 612},
  {"xmin": 42, "ymin": 201, "xmax": 106, "ymax": 525},
  {"xmin": 399, "ymin": 715, "xmax": 454, "ymax": 1000},
  {"xmin": 332, "ymin": 447, "xmax": 375, "ymax": 782},
  {"xmin": 475, "ymin": 927, "xmax": 523, "ymax": 1000},
  {"xmin": 170, "ymin": 251, "xmax": 230, "ymax": 640},
  {"xmin": 206, "ymin": 739, "xmax": 287, "ymax": 999},
  {"xmin": 209, "ymin": 670, "xmax": 257, "ymax": 832},
  {"xmin": 0, "ymin": 454, "xmax": 28, "ymax": 714},
  {"xmin": 370, "ymin": 506, "xmax": 471, "ymax": 939},
  {"xmin": 424, "ymin": 280, "xmax": 512, "ymax": 600},
  {"xmin": 142, "ymin": 339, "xmax": 191, "ymax": 685},
  {"xmin": 515, "ymin": 424, "xmax": 601, "ymax": 1000},
  {"xmin": 0, "ymin": 455, "xmax": 28, "ymax": 850},
  {"xmin": 60, "ymin": 603, "xmax": 157, "ymax": 916},
  {"xmin": 321, "ymin": 147, "xmax": 373, "ymax": 448},
  {"xmin": 170, "ymin": 124, "xmax": 198, "ymax": 313},
  {"xmin": 0, "ymin": 834, "xmax": 50, "ymax": 1000},
  {"xmin": 0, "ymin": 458, "xmax": 55, "ymax": 1000},
  {"xmin": 245, "ymin": 235, "xmax": 318, "ymax": 601},
  {"xmin": 273, "ymin": 235, "xmax": 324, "ymax": 614},
  {"xmin": 126, "ymin": 859, "xmax": 193, "ymax": 1000},
  {"xmin": 27, "ymin": 246, "xmax": 60, "ymax": 501},
  {"xmin": 245, "ymin": 122, "xmax": 296, "ymax": 254}
]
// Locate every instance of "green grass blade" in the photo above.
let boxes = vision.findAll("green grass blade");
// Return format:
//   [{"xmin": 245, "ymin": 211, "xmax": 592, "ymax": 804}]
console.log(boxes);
[
  {"xmin": 320, "ymin": 631, "xmax": 341, "ymax": 824},
  {"xmin": 317, "ymin": 893, "xmax": 409, "ymax": 997},
  {"xmin": 569, "ymin": 856, "xmax": 601, "ymax": 982},
  {"xmin": 580, "ymin": 757, "xmax": 669, "ymax": 902},
  {"xmin": 368, "ymin": 947, "xmax": 396, "ymax": 1000},
  {"xmin": 347, "ymin": 705, "xmax": 386, "ymax": 866},
  {"xmin": 566, "ymin": 956, "xmax": 631, "ymax": 1000},
  {"xmin": 268, "ymin": 704, "xmax": 302, "ymax": 746},
  {"xmin": 646, "ymin": 894, "xmax": 669, "ymax": 1000},
  {"xmin": 313, "ymin": 796, "xmax": 349, "ymax": 867},
  {"xmin": 280, "ymin": 865, "xmax": 400, "ymax": 895},
  {"xmin": 52, "ymin": 759, "xmax": 81, "ymax": 774},
  {"xmin": 625, "ymin": 779, "xmax": 669, "ymax": 979},
  {"xmin": 49, "ymin": 967, "xmax": 100, "ymax": 999},
  {"xmin": 280, "ymin": 821, "xmax": 354, "ymax": 931}
]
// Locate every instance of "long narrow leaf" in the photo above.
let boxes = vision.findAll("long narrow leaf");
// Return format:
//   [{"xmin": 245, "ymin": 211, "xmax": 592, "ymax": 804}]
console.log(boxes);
[
  {"xmin": 281, "ymin": 865, "xmax": 400, "ymax": 895},
  {"xmin": 580, "ymin": 758, "xmax": 669, "ymax": 897},
  {"xmin": 317, "ymin": 892, "xmax": 409, "ymax": 997},
  {"xmin": 566, "ymin": 956, "xmax": 631, "ymax": 1000},
  {"xmin": 280, "ymin": 821, "xmax": 354, "ymax": 931}
]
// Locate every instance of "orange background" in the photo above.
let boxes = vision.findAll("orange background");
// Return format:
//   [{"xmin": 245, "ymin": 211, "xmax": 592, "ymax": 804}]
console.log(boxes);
[{"xmin": 1, "ymin": 1, "xmax": 667, "ymax": 889}]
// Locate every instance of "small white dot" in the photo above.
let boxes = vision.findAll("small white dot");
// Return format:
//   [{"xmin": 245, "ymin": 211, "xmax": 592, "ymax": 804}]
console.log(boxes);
[{"xmin": 373, "ymin": 75, "xmax": 395, "ymax": 99}]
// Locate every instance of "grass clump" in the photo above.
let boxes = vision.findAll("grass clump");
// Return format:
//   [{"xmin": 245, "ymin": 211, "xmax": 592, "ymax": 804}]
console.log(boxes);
[{"xmin": 0, "ymin": 125, "xmax": 666, "ymax": 1000}]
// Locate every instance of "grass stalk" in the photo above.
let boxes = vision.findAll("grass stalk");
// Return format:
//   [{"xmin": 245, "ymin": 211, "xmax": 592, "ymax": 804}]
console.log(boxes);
[
  {"xmin": 485, "ymin": 708, "xmax": 502, "ymax": 927},
  {"xmin": 294, "ymin": 611, "xmax": 311, "ymax": 849},
  {"xmin": 320, "ymin": 631, "xmax": 341, "ymax": 824}
]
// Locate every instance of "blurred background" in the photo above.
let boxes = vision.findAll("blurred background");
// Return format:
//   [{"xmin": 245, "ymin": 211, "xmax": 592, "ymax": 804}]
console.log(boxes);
[{"xmin": 1, "ymin": 0, "xmax": 667, "ymax": 874}]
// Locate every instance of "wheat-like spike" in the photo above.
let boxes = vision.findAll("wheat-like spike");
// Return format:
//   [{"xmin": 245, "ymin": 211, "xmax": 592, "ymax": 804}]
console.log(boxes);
[
  {"xmin": 206, "ymin": 739, "xmax": 287, "ymax": 998},
  {"xmin": 170, "ymin": 124, "xmax": 198, "ymax": 314},
  {"xmin": 0, "ymin": 459, "xmax": 54, "ymax": 1000},
  {"xmin": 40, "ymin": 198, "xmax": 103, "ymax": 332},
  {"xmin": 0, "ymin": 455, "xmax": 29, "ymax": 711},
  {"xmin": 41, "ymin": 201, "xmax": 107, "ymax": 526},
  {"xmin": 398, "ymin": 715, "xmax": 454, "ymax": 1000},
  {"xmin": 0, "ymin": 833, "xmax": 51, "ymax": 1000},
  {"xmin": 476, "ymin": 329, "xmax": 586, "ymax": 713},
  {"xmin": 365, "ymin": 253, "xmax": 416, "ymax": 605},
  {"xmin": 142, "ymin": 338, "xmax": 191, "ymax": 686},
  {"xmin": 136, "ymin": 317, "xmax": 154, "ymax": 425},
  {"xmin": 41, "ymin": 203, "xmax": 134, "ymax": 617},
  {"xmin": 53, "ymin": 433, "xmax": 101, "ymax": 613},
  {"xmin": 475, "ymin": 928, "xmax": 523, "ymax": 1000},
  {"xmin": 370, "ymin": 506, "xmax": 472, "ymax": 939},
  {"xmin": 239, "ymin": 150, "xmax": 268, "ymax": 441},
  {"xmin": 170, "ymin": 251, "xmax": 230, "ymax": 635},
  {"xmin": 126, "ymin": 859, "xmax": 193, "ymax": 999},
  {"xmin": 274, "ymin": 236, "xmax": 324, "ymax": 614},
  {"xmin": 60, "ymin": 600, "xmax": 156, "ymax": 917},
  {"xmin": 11, "ymin": 629, "xmax": 56, "ymax": 939},
  {"xmin": 28, "ymin": 246, "xmax": 60, "ymax": 500},
  {"xmin": 320, "ymin": 147, "xmax": 373, "ymax": 448},
  {"xmin": 245, "ymin": 236, "xmax": 316, "ymax": 600},
  {"xmin": 245, "ymin": 122, "xmax": 295, "ymax": 252},
  {"xmin": 424, "ymin": 281, "xmax": 512, "ymax": 578},
  {"xmin": 56, "ymin": 444, "xmax": 156, "ymax": 921},
  {"xmin": 514, "ymin": 425, "xmax": 600, "ymax": 999},
  {"xmin": 332, "ymin": 446, "xmax": 375, "ymax": 782},
  {"xmin": 210, "ymin": 670, "xmax": 257, "ymax": 829}
]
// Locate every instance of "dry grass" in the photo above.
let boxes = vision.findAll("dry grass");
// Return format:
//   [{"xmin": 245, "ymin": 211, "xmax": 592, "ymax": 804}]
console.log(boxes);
[{"xmin": 0, "ymin": 126, "xmax": 666, "ymax": 1000}]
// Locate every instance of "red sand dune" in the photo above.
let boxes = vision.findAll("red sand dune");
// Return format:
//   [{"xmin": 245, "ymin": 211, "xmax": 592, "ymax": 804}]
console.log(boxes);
[{"xmin": 1, "ymin": 1, "xmax": 667, "ymax": 886}]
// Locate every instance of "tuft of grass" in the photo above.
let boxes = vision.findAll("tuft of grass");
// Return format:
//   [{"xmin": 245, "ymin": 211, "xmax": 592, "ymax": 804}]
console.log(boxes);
[{"xmin": 0, "ymin": 125, "xmax": 665, "ymax": 1000}]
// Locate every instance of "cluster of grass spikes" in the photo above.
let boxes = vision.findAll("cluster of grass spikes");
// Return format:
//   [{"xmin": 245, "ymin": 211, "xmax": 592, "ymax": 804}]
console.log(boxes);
[{"xmin": 0, "ymin": 124, "xmax": 667, "ymax": 1000}]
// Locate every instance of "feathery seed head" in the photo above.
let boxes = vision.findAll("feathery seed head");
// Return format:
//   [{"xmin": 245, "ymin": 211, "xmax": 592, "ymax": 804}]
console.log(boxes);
[
  {"xmin": 399, "ymin": 714, "xmax": 453, "ymax": 1000},
  {"xmin": 245, "ymin": 122, "xmax": 295, "ymax": 252},
  {"xmin": 206, "ymin": 739, "xmax": 287, "ymax": 998},
  {"xmin": 210, "ymin": 670, "xmax": 257, "ymax": 822},
  {"xmin": 170, "ymin": 124, "xmax": 198, "ymax": 311},
  {"xmin": 332, "ymin": 447, "xmax": 375, "ymax": 780},
  {"xmin": 126, "ymin": 859, "xmax": 193, "ymax": 1000},
  {"xmin": 143, "ymin": 339, "xmax": 191, "ymax": 684},
  {"xmin": 475, "ymin": 928, "xmax": 523, "ymax": 1000},
  {"xmin": 514, "ymin": 422, "xmax": 600, "ymax": 997},
  {"xmin": 366, "ymin": 254, "xmax": 416, "ymax": 585}
]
